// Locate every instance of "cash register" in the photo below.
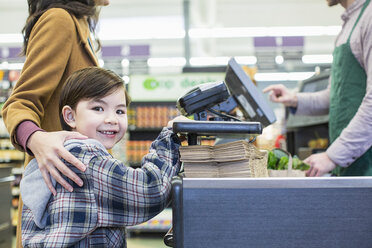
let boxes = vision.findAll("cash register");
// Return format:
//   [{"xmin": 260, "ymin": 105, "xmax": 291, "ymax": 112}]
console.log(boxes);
[
  {"xmin": 174, "ymin": 57, "xmax": 276, "ymax": 145},
  {"xmin": 163, "ymin": 59, "xmax": 372, "ymax": 248},
  {"xmin": 164, "ymin": 57, "xmax": 276, "ymax": 246},
  {"xmin": 165, "ymin": 61, "xmax": 372, "ymax": 248}
]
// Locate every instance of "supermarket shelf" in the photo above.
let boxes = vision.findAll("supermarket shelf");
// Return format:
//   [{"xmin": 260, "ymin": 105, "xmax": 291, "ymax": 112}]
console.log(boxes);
[
  {"xmin": 11, "ymin": 167, "xmax": 24, "ymax": 175},
  {"xmin": 0, "ymin": 70, "xmax": 22, "ymax": 241},
  {"xmin": 11, "ymin": 187, "xmax": 19, "ymax": 196},
  {"xmin": 0, "ymin": 160, "xmax": 23, "ymax": 164}
]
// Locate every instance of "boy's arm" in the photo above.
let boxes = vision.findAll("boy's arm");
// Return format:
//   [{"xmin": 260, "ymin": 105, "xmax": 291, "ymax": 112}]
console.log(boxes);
[{"xmin": 87, "ymin": 127, "xmax": 181, "ymax": 227}]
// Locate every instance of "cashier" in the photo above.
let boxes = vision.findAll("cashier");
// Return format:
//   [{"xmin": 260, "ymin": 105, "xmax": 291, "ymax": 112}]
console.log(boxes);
[{"xmin": 263, "ymin": 0, "xmax": 372, "ymax": 177}]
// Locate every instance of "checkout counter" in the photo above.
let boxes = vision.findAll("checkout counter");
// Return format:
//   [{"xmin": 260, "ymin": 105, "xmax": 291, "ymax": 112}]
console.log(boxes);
[
  {"xmin": 171, "ymin": 176, "xmax": 372, "ymax": 248},
  {"xmin": 167, "ymin": 61, "xmax": 372, "ymax": 247},
  {"xmin": 169, "ymin": 119, "xmax": 372, "ymax": 248}
]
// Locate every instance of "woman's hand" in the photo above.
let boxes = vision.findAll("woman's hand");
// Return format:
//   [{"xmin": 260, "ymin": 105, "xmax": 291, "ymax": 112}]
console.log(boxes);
[
  {"xmin": 305, "ymin": 152, "xmax": 336, "ymax": 177},
  {"xmin": 263, "ymin": 84, "xmax": 298, "ymax": 107},
  {"xmin": 27, "ymin": 130, "xmax": 88, "ymax": 195}
]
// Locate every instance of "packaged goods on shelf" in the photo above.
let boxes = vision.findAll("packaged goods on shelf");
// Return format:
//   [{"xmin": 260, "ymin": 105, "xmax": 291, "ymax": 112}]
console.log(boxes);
[
  {"xmin": 126, "ymin": 140, "xmax": 152, "ymax": 165},
  {"xmin": 0, "ymin": 150, "xmax": 24, "ymax": 162},
  {"xmin": 128, "ymin": 104, "xmax": 178, "ymax": 129}
]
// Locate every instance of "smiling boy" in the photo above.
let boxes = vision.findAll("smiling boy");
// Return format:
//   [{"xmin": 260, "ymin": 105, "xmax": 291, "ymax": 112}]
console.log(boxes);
[{"xmin": 20, "ymin": 67, "xmax": 183, "ymax": 247}]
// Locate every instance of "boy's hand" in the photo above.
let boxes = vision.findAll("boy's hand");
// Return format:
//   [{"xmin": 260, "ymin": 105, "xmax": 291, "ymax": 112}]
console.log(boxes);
[
  {"xmin": 167, "ymin": 115, "xmax": 191, "ymax": 128},
  {"xmin": 27, "ymin": 130, "xmax": 88, "ymax": 195}
]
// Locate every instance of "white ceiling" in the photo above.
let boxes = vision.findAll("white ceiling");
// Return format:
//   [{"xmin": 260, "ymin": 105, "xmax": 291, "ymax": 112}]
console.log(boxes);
[{"xmin": 0, "ymin": 0, "xmax": 344, "ymax": 71}]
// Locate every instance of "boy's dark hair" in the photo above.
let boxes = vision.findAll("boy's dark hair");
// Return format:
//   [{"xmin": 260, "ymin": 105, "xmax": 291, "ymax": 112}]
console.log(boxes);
[{"xmin": 59, "ymin": 67, "xmax": 131, "ymax": 131}]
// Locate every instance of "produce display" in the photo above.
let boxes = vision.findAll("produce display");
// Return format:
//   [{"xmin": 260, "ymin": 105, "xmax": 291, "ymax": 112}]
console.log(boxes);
[
  {"xmin": 267, "ymin": 148, "xmax": 310, "ymax": 171},
  {"xmin": 307, "ymin": 137, "xmax": 328, "ymax": 149}
]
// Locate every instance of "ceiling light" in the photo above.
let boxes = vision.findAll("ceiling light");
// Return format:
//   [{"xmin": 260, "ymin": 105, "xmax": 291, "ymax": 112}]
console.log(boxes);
[
  {"xmin": 189, "ymin": 26, "xmax": 341, "ymax": 39},
  {"xmin": 0, "ymin": 26, "xmax": 341, "ymax": 44},
  {"xmin": 302, "ymin": 54, "xmax": 333, "ymax": 64},
  {"xmin": 254, "ymin": 72, "xmax": 315, "ymax": 82},
  {"xmin": 147, "ymin": 57, "xmax": 186, "ymax": 67},
  {"xmin": 0, "ymin": 34, "xmax": 23, "ymax": 44},
  {"xmin": 122, "ymin": 75, "xmax": 130, "ymax": 84},
  {"xmin": 121, "ymin": 59, "xmax": 130, "ymax": 67},
  {"xmin": 275, "ymin": 55, "xmax": 284, "ymax": 65},
  {"xmin": 235, "ymin": 56, "xmax": 257, "ymax": 65},
  {"xmin": 189, "ymin": 57, "xmax": 231, "ymax": 66},
  {"xmin": 0, "ymin": 62, "xmax": 24, "ymax": 70}
]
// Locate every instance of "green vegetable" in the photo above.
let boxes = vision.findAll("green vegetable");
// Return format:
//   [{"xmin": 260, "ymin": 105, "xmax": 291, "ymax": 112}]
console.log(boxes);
[
  {"xmin": 292, "ymin": 156, "xmax": 301, "ymax": 170},
  {"xmin": 267, "ymin": 151, "xmax": 278, "ymax": 169},
  {"xmin": 277, "ymin": 156, "xmax": 289, "ymax": 170},
  {"xmin": 292, "ymin": 155, "xmax": 310, "ymax": 171},
  {"xmin": 267, "ymin": 149, "xmax": 309, "ymax": 171},
  {"xmin": 272, "ymin": 148, "xmax": 288, "ymax": 159}
]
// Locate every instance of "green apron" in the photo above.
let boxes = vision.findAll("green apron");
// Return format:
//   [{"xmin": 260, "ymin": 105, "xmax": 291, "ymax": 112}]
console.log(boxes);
[{"xmin": 330, "ymin": 0, "xmax": 372, "ymax": 176}]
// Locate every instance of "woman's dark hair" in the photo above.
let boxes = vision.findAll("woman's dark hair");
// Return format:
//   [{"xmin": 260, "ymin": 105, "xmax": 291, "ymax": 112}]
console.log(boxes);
[
  {"xmin": 22, "ymin": 0, "xmax": 101, "ymax": 55},
  {"xmin": 59, "ymin": 67, "xmax": 131, "ymax": 131}
]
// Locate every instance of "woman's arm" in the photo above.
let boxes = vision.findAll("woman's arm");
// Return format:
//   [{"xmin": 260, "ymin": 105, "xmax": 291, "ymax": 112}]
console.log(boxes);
[{"xmin": 2, "ymin": 9, "xmax": 87, "ymax": 194}]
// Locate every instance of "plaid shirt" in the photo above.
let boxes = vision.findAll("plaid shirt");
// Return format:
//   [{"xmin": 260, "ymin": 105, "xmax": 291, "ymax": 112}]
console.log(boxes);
[{"xmin": 21, "ymin": 127, "xmax": 181, "ymax": 247}]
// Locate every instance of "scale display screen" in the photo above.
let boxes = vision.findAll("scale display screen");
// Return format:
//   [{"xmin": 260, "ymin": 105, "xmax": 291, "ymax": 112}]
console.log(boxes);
[{"xmin": 224, "ymin": 57, "xmax": 276, "ymax": 127}]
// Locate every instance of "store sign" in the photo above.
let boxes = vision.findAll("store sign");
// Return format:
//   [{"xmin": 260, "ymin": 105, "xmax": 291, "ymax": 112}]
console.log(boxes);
[
  {"xmin": 129, "ymin": 73, "xmax": 225, "ymax": 101},
  {"xmin": 0, "ymin": 47, "xmax": 22, "ymax": 59}
]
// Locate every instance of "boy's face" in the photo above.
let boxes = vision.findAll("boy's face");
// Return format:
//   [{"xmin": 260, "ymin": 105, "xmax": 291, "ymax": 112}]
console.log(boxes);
[{"xmin": 63, "ymin": 88, "xmax": 127, "ymax": 150}]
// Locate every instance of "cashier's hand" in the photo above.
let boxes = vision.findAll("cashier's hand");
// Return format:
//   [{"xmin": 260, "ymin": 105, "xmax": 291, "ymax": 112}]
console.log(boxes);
[
  {"xmin": 304, "ymin": 152, "xmax": 336, "ymax": 177},
  {"xmin": 263, "ymin": 84, "xmax": 298, "ymax": 107},
  {"xmin": 27, "ymin": 130, "xmax": 88, "ymax": 195}
]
